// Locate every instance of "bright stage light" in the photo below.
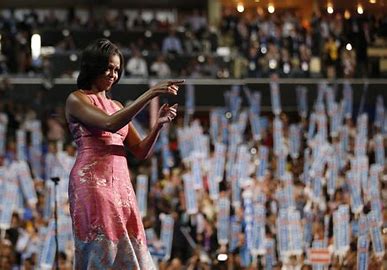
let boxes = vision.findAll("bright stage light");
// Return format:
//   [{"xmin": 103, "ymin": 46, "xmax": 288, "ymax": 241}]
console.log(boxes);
[
  {"xmin": 327, "ymin": 3, "xmax": 334, "ymax": 14},
  {"xmin": 237, "ymin": 3, "xmax": 245, "ymax": 13},
  {"xmin": 357, "ymin": 4, "xmax": 364, "ymax": 14},
  {"xmin": 268, "ymin": 3, "xmax": 275, "ymax": 14},
  {"xmin": 31, "ymin": 34, "xmax": 41, "ymax": 60},
  {"xmin": 344, "ymin": 10, "xmax": 351, "ymax": 19}
]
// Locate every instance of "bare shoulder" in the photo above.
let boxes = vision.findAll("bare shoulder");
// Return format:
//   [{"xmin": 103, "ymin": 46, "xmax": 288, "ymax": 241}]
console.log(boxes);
[
  {"xmin": 65, "ymin": 90, "xmax": 90, "ymax": 120},
  {"xmin": 66, "ymin": 90, "xmax": 89, "ymax": 105},
  {"xmin": 112, "ymin": 99, "xmax": 124, "ymax": 109}
]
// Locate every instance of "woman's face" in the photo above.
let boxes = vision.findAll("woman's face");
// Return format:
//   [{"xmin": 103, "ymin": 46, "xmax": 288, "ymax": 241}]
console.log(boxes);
[{"xmin": 93, "ymin": 53, "xmax": 120, "ymax": 91}]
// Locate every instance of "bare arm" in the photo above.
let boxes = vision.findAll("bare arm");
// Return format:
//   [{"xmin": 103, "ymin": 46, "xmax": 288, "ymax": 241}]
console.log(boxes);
[
  {"xmin": 65, "ymin": 80, "xmax": 183, "ymax": 133},
  {"xmin": 124, "ymin": 104, "xmax": 178, "ymax": 160}
]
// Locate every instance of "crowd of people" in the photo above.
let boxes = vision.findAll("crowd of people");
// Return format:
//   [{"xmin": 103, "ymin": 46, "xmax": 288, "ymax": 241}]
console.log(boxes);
[
  {"xmin": 0, "ymin": 77, "xmax": 386, "ymax": 269},
  {"xmin": 0, "ymin": 7, "xmax": 386, "ymax": 78}
]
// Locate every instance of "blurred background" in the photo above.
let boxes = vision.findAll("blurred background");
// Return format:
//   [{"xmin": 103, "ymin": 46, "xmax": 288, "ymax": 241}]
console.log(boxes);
[{"xmin": 0, "ymin": 0, "xmax": 386, "ymax": 269}]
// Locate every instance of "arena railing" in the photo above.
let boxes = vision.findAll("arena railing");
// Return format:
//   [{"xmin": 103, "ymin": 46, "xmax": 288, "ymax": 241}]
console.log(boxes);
[{"xmin": 5, "ymin": 77, "xmax": 387, "ymax": 113}]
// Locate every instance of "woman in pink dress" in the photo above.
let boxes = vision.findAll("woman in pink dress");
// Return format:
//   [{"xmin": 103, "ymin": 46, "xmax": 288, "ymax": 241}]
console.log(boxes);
[{"xmin": 65, "ymin": 39, "xmax": 183, "ymax": 269}]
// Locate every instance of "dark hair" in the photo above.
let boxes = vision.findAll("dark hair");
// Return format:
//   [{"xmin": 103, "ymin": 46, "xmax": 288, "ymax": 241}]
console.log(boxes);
[{"xmin": 77, "ymin": 39, "xmax": 124, "ymax": 90}]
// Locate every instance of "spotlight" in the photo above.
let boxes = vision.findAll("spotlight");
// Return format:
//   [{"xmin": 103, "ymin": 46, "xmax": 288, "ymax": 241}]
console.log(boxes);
[
  {"xmin": 283, "ymin": 63, "xmax": 290, "ymax": 74},
  {"xmin": 31, "ymin": 34, "xmax": 41, "ymax": 60},
  {"xmin": 197, "ymin": 55, "xmax": 205, "ymax": 63},
  {"xmin": 237, "ymin": 3, "xmax": 245, "ymax": 13},
  {"xmin": 357, "ymin": 4, "xmax": 364, "ymax": 14},
  {"xmin": 269, "ymin": 59, "xmax": 277, "ymax": 69},
  {"xmin": 62, "ymin": 29, "xmax": 70, "ymax": 37},
  {"xmin": 103, "ymin": 30, "xmax": 111, "ymax": 37},
  {"xmin": 346, "ymin": 43, "xmax": 352, "ymax": 51},
  {"xmin": 256, "ymin": 7, "xmax": 264, "ymax": 15},
  {"xmin": 327, "ymin": 3, "xmax": 334, "ymax": 14},
  {"xmin": 344, "ymin": 10, "xmax": 351, "ymax": 19},
  {"xmin": 69, "ymin": 54, "xmax": 78, "ymax": 62},
  {"xmin": 249, "ymin": 62, "xmax": 256, "ymax": 71},
  {"xmin": 268, "ymin": 3, "xmax": 275, "ymax": 14},
  {"xmin": 301, "ymin": 61, "xmax": 309, "ymax": 71},
  {"xmin": 369, "ymin": 0, "xmax": 376, "ymax": 3}
]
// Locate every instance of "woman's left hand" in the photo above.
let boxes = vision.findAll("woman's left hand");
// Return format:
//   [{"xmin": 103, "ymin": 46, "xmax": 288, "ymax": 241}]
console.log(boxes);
[{"xmin": 157, "ymin": 103, "xmax": 178, "ymax": 126}]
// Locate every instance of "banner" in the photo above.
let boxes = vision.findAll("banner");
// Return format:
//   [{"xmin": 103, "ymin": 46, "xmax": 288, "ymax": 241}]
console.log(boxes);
[
  {"xmin": 238, "ymin": 110, "xmax": 248, "ymax": 135},
  {"xmin": 0, "ymin": 180, "xmax": 18, "ymax": 230},
  {"xmin": 15, "ymin": 160, "xmax": 38, "ymax": 207},
  {"xmin": 243, "ymin": 191, "xmax": 254, "ymax": 251},
  {"xmin": 160, "ymin": 214, "xmax": 174, "ymax": 261},
  {"xmin": 251, "ymin": 203, "xmax": 266, "ymax": 255},
  {"xmin": 343, "ymin": 81, "xmax": 353, "ymax": 119},
  {"xmin": 191, "ymin": 154, "xmax": 203, "ymax": 190},
  {"xmin": 326, "ymin": 154, "xmax": 339, "ymax": 197},
  {"xmin": 236, "ymin": 145, "xmax": 250, "ymax": 186},
  {"xmin": 277, "ymin": 153, "xmax": 286, "ymax": 179},
  {"xmin": 208, "ymin": 159, "xmax": 219, "ymax": 200},
  {"xmin": 273, "ymin": 117, "xmax": 283, "ymax": 156},
  {"xmin": 374, "ymin": 95, "xmax": 384, "ymax": 128},
  {"xmin": 136, "ymin": 174, "xmax": 148, "ymax": 218},
  {"xmin": 231, "ymin": 171, "xmax": 241, "ymax": 207},
  {"xmin": 38, "ymin": 220, "xmax": 56, "ymax": 270},
  {"xmin": 270, "ymin": 81, "xmax": 281, "ymax": 115},
  {"xmin": 296, "ymin": 86, "xmax": 308, "ymax": 118},
  {"xmin": 287, "ymin": 209, "xmax": 303, "ymax": 256},
  {"xmin": 185, "ymin": 83, "xmax": 195, "ymax": 116},
  {"xmin": 265, "ymin": 238, "xmax": 277, "ymax": 269},
  {"xmin": 182, "ymin": 173, "xmax": 198, "ymax": 214},
  {"xmin": 333, "ymin": 205, "xmax": 350, "ymax": 256},
  {"xmin": 256, "ymin": 146, "xmax": 269, "ymax": 181},
  {"xmin": 303, "ymin": 211, "xmax": 313, "ymax": 248},
  {"xmin": 160, "ymin": 128, "xmax": 174, "ymax": 173},
  {"xmin": 325, "ymin": 86, "xmax": 335, "ymax": 116},
  {"xmin": 217, "ymin": 197, "xmax": 230, "ymax": 245},
  {"xmin": 213, "ymin": 143, "xmax": 226, "ymax": 182},
  {"xmin": 16, "ymin": 129, "xmax": 27, "ymax": 161},
  {"xmin": 229, "ymin": 218, "xmax": 241, "ymax": 252},
  {"xmin": 243, "ymin": 87, "xmax": 261, "ymax": 116},
  {"xmin": 368, "ymin": 211, "xmax": 385, "ymax": 258},
  {"xmin": 307, "ymin": 113, "xmax": 317, "ymax": 141},
  {"xmin": 0, "ymin": 123, "xmax": 6, "ymax": 156},
  {"xmin": 289, "ymin": 124, "xmax": 301, "ymax": 159},
  {"xmin": 229, "ymin": 85, "xmax": 242, "ymax": 120},
  {"xmin": 210, "ymin": 109, "xmax": 220, "ymax": 143},
  {"xmin": 151, "ymin": 157, "xmax": 158, "ymax": 184},
  {"xmin": 29, "ymin": 120, "xmax": 43, "ymax": 178},
  {"xmin": 357, "ymin": 235, "xmax": 369, "ymax": 270},
  {"xmin": 249, "ymin": 112, "xmax": 261, "ymax": 141},
  {"xmin": 374, "ymin": 134, "xmax": 385, "ymax": 167},
  {"xmin": 276, "ymin": 209, "xmax": 290, "ymax": 259},
  {"xmin": 346, "ymin": 171, "xmax": 364, "ymax": 214}
]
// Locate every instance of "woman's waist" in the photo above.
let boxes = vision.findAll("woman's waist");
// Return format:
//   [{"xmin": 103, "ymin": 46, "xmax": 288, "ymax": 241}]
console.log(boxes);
[
  {"xmin": 75, "ymin": 135, "xmax": 124, "ymax": 148},
  {"xmin": 75, "ymin": 138, "xmax": 126, "ymax": 157}
]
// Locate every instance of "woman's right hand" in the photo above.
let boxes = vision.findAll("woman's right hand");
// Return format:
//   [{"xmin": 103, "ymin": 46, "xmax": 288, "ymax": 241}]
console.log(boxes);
[{"xmin": 148, "ymin": 79, "xmax": 185, "ymax": 97}]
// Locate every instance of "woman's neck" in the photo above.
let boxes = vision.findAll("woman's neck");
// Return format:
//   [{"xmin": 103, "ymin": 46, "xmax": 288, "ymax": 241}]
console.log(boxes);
[{"xmin": 83, "ymin": 88, "xmax": 107, "ymax": 98}]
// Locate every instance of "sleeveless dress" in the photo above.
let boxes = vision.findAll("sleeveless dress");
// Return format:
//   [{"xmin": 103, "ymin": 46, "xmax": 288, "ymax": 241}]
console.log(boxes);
[{"xmin": 68, "ymin": 93, "xmax": 155, "ymax": 269}]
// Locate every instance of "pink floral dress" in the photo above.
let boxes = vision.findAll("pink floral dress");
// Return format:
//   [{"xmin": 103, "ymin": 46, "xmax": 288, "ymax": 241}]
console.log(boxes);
[{"xmin": 68, "ymin": 93, "xmax": 155, "ymax": 269}]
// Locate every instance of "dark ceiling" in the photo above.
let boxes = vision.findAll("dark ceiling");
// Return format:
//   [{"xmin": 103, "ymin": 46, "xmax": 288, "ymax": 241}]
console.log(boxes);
[{"xmin": 0, "ymin": 0, "xmax": 208, "ymax": 9}]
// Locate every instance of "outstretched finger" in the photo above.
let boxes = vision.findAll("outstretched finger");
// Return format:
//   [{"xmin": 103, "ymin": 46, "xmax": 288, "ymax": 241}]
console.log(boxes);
[{"xmin": 168, "ymin": 79, "xmax": 185, "ymax": 85}]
